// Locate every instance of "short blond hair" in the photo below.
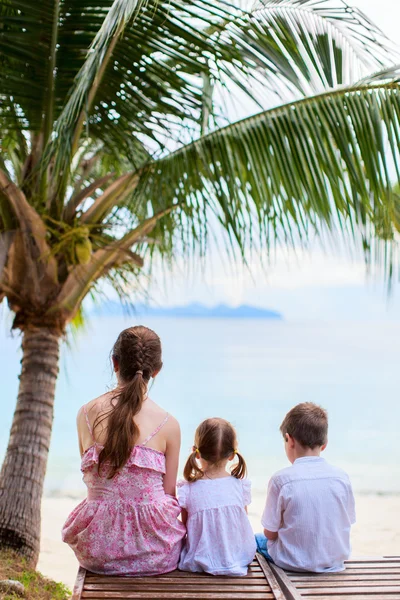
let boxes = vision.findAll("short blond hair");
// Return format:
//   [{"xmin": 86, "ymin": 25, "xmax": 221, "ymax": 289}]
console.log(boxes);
[{"xmin": 280, "ymin": 403, "xmax": 328, "ymax": 449}]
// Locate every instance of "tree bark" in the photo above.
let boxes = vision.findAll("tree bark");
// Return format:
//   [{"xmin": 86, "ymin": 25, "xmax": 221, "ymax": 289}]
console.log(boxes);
[{"xmin": 0, "ymin": 327, "xmax": 60, "ymax": 564}]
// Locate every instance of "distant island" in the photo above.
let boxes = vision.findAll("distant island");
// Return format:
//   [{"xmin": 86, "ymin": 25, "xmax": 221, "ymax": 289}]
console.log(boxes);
[{"xmin": 92, "ymin": 302, "xmax": 283, "ymax": 320}]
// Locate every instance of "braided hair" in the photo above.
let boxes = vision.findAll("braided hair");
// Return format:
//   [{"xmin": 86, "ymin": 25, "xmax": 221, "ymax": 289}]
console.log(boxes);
[{"xmin": 95, "ymin": 326, "xmax": 163, "ymax": 478}]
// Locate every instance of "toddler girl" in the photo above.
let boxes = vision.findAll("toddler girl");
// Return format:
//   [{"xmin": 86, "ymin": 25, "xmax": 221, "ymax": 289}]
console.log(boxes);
[{"xmin": 178, "ymin": 418, "xmax": 256, "ymax": 576}]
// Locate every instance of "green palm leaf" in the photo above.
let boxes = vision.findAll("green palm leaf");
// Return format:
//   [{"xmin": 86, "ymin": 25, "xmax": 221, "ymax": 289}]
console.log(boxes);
[
  {"xmin": 130, "ymin": 71, "xmax": 400, "ymax": 264},
  {"xmin": 236, "ymin": 0, "xmax": 399, "ymax": 97}
]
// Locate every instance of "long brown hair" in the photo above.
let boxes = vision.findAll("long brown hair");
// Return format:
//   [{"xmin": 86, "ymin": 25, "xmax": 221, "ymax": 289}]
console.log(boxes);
[
  {"xmin": 183, "ymin": 418, "xmax": 247, "ymax": 482},
  {"xmin": 95, "ymin": 326, "xmax": 163, "ymax": 478}
]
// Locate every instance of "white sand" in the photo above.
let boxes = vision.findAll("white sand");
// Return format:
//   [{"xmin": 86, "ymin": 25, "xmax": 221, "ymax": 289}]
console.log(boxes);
[
  {"xmin": 38, "ymin": 494, "xmax": 400, "ymax": 590},
  {"xmin": 38, "ymin": 498, "xmax": 80, "ymax": 590}
]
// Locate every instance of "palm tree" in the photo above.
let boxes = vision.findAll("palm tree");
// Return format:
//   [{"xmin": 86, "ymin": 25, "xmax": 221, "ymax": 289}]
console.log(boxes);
[{"xmin": 1, "ymin": 0, "xmax": 400, "ymax": 563}]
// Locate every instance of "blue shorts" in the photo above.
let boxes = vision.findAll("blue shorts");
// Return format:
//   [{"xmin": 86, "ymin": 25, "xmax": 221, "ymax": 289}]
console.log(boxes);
[{"xmin": 255, "ymin": 533, "xmax": 274, "ymax": 563}]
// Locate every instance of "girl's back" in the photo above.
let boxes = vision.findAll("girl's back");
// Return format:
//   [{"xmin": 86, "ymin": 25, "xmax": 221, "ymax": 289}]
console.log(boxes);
[
  {"xmin": 80, "ymin": 401, "xmax": 170, "ymax": 505},
  {"xmin": 178, "ymin": 418, "xmax": 256, "ymax": 576},
  {"xmin": 178, "ymin": 476, "xmax": 255, "ymax": 576},
  {"xmin": 62, "ymin": 326, "xmax": 185, "ymax": 576}
]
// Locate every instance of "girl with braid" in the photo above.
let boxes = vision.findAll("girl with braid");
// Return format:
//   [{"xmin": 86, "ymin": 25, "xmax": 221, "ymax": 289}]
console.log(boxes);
[
  {"xmin": 178, "ymin": 418, "xmax": 256, "ymax": 576},
  {"xmin": 62, "ymin": 326, "xmax": 185, "ymax": 576}
]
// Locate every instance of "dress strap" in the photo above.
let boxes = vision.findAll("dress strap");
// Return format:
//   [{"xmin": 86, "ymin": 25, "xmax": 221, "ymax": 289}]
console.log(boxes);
[
  {"xmin": 83, "ymin": 404, "xmax": 95, "ymax": 441},
  {"xmin": 141, "ymin": 413, "xmax": 169, "ymax": 446}
]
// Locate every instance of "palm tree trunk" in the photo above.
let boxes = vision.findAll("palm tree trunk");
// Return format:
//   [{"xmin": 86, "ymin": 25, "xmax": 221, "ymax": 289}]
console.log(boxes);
[{"xmin": 0, "ymin": 327, "xmax": 60, "ymax": 564}]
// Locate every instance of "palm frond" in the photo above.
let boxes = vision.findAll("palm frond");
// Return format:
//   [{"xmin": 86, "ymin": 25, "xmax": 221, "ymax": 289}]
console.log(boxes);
[
  {"xmin": 64, "ymin": 173, "xmax": 115, "ymax": 223},
  {"xmin": 189, "ymin": 0, "xmax": 400, "ymax": 126},
  {"xmin": 130, "ymin": 73, "xmax": 400, "ymax": 266},
  {"xmin": 0, "ymin": 0, "xmax": 64, "ymax": 140},
  {"xmin": 80, "ymin": 173, "xmax": 139, "ymax": 225},
  {"xmin": 46, "ymin": 0, "xmax": 146, "ymax": 213},
  {"xmin": 248, "ymin": 0, "xmax": 399, "ymax": 86},
  {"xmin": 4, "ymin": 0, "xmax": 397, "ymax": 215}
]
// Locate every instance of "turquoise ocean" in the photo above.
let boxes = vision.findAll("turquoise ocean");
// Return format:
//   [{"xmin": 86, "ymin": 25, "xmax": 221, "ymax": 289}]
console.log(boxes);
[{"xmin": 1, "ymin": 315, "xmax": 400, "ymax": 499}]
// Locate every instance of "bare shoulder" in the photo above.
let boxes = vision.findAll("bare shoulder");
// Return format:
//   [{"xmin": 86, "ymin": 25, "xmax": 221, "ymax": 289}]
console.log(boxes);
[
  {"xmin": 147, "ymin": 399, "xmax": 180, "ymax": 433},
  {"xmin": 162, "ymin": 414, "xmax": 180, "ymax": 450},
  {"xmin": 165, "ymin": 413, "xmax": 180, "ymax": 434},
  {"xmin": 77, "ymin": 392, "xmax": 112, "ymax": 422}
]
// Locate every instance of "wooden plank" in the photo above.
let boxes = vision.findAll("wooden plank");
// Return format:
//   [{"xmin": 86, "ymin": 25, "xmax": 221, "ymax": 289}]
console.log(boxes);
[
  {"xmin": 72, "ymin": 567, "xmax": 87, "ymax": 600},
  {"xmin": 307, "ymin": 596, "xmax": 400, "ymax": 600},
  {"xmin": 298, "ymin": 586, "xmax": 400, "ymax": 595},
  {"xmin": 343, "ymin": 562, "xmax": 400, "ymax": 568},
  {"xmin": 256, "ymin": 553, "xmax": 287, "ymax": 600},
  {"xmin": 296, "ymin": 582, "xmax": 400, "ymax": 590},
  {"xmin": 268, "ymin": 563, "xmax": 303, "ymax": 600},
  {"xmin": 86, "ymin": 564, "xmax": 261, "ymax": 576},
  {"xmin": 288, "ymin": 565, "xmax": 400, "ymax": 573},
  {"xmin": 85, "ymin": 577, "xmax": 267, "ymax": 585},
  {"xmin": 287, "ymin": 568, "xmax": 400, "ymax": 576},
  {"xmin": 346, "ymin": 558, "xmax": 400, "ymax": 563},
  {"xmin": 290, "ymin": 575, "xmax": 400, "ymax": 582},
  {"xmin": 83, "ymin": 583, "xmax": 272, "ymax": 592},
  {"xmin": 81, "ymin": 592, "xmax": 275, "ymax": 599},
  {"xmin": 85, "ymin": 571, "xmax": 264, "ymax": 581}
]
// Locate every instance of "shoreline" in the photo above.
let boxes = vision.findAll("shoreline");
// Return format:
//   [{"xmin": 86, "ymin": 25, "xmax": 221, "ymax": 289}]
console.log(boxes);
[{"xmin": 38, "ymin": 492, "xmax": 400, "ymax": 589}]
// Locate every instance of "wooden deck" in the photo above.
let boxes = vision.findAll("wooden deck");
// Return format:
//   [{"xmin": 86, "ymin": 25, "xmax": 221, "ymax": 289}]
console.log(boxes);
[
  {"xmin": 270, "ymin": 557, "xmax": 400, "ymax": 600},
  {"xmin": 72, "ymin": 555, "xmax": 400, "ymax": 600}
]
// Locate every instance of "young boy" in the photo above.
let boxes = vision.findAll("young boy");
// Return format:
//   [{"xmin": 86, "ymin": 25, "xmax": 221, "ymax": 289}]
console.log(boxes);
[{"xmin": 256, "ymin": 402, "xmax": 356, "ymax": 572}]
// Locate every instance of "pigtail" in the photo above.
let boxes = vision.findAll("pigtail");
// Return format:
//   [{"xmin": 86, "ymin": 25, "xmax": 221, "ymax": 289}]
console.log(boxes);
[
  {"xmin": 183, "ymin": 450, "xmax": 204, "ymax": 482},
  {"xmin": 231, "ymin": 451, "xmax": 247, "ymax": 479}
]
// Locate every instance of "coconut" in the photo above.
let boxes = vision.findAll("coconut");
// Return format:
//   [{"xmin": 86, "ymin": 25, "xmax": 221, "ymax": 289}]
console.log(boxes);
[{"xmin": 75, "ymin": 238, "xmax": 92, "ymax": 265}]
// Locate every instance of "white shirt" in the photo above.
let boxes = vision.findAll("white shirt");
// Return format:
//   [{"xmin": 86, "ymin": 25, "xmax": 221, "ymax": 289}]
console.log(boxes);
[
  {"xmin": 262, "ymin": 457, "xmax": 356, "ymax": 573},
  {"xmin": 177, "ymin": 477, "xmax": 257, "ymax": 576}
]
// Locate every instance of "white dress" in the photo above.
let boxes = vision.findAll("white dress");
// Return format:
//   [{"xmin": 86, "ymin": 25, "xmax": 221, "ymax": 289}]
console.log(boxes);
[{"xmin": 177, "ymin": 476, "xmax": 256, "ymax": 576}]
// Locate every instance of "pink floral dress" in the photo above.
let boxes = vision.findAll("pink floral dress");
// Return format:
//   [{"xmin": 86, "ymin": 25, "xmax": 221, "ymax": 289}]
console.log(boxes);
[{"xmin": 62, "ymin": 408, "xmax": 186, "ymax": 575}]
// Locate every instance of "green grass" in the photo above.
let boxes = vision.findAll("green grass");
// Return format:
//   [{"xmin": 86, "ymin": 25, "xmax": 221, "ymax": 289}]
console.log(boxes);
[{"xmin": 0, "ymin": 551, "xmax": 70, "ymax": 599}]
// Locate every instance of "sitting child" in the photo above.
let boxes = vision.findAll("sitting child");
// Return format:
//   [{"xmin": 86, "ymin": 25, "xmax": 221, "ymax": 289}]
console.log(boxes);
[
  {"xmin": 178, "ymin": 417, "xmax": 256, "ymax": 576},
  {"xmin": 256, "ymin": 402, "xmax": 355, "ymax": 573}
]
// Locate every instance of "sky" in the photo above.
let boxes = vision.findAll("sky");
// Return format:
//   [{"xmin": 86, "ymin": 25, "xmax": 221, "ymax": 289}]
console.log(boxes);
[
  {"xmin": 137, "ymin": 0, "xmax": 400, "ymax": 321},
  {"xmin": 352, "ymin": 0, "xmax": 398, "ymax": 40}
]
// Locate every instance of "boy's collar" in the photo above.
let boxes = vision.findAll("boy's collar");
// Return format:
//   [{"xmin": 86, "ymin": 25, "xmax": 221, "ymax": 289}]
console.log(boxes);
[{"xmin": 293, "ymin": 456, "xmax": 325, "ymax": 464}]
